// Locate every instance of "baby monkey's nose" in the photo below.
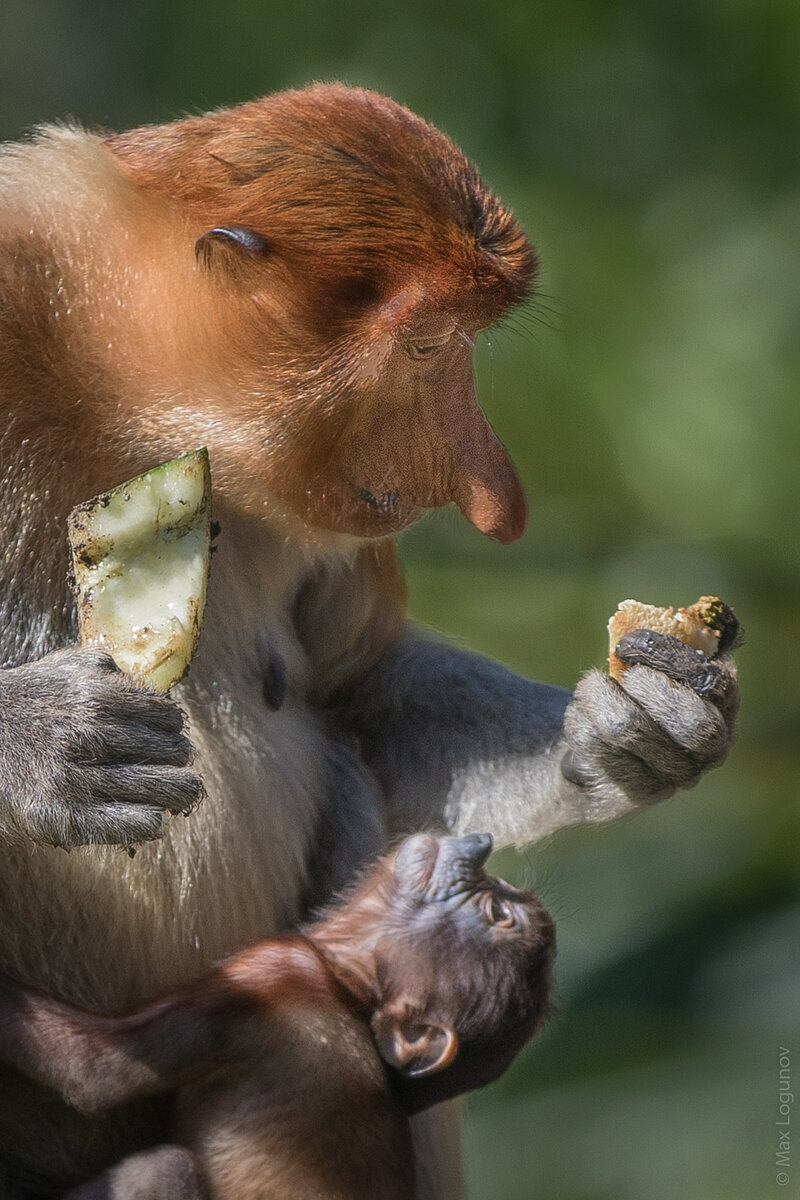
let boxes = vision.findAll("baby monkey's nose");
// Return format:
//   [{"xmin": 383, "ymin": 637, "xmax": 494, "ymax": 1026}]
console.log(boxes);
[{"xmin": 447, "ymin": 833, "xmax": 493, "ymax": 869}]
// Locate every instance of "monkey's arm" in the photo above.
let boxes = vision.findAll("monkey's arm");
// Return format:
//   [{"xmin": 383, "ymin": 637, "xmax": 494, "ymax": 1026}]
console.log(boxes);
[
  {"xmin": 0, "ymin": 647, "xmax": 203, "ymax": 848},
  {"xmin": 0, "ymin": 973, "xmax": 237, "ymax": 1113},
  {"xmin": 61, "ymin": 1147, "xmax": 205, "ymax": 1200},
  {"xmin": 330, "ymin": 625, "xmax": 738, "ymax": 848}
]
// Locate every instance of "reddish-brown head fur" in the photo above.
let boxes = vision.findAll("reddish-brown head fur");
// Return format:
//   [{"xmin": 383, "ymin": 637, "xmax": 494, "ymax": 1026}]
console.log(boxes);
[
  {"xmin": 106, "ymin": 86, "xmax": 533, "ymax": 322},
  {"xmin": 104, "ymin": 84, "xmax": 536, "ymax": 542},
  {"xmin": 0, "ymin": 86, "xmax": 535, "ymax": 548}
]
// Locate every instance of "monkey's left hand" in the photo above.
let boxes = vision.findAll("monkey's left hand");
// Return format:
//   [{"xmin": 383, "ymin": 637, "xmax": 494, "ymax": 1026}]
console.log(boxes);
[{"xmin": 561, "ymin": 631, "xmax": 739, "ymax": 803}]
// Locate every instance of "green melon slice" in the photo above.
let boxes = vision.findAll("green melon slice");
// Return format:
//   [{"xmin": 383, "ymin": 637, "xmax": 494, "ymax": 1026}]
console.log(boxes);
[{"xmin": 68, "ymin": 449, "xmax": 212, "ymax": 692}]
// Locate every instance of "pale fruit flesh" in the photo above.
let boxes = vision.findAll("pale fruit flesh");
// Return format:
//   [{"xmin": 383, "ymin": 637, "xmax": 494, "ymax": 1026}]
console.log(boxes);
[{"xmin": 68, "ymin": 449, "xmax": 212, "ymax": 692}]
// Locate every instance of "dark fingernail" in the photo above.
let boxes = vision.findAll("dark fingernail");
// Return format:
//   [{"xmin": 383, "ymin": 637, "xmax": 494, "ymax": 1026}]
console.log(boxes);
[
  {"xmin": 561, "ymin": 750, "xmax": 591, "ymax": 787},
  {"xmin": 717, "ymin": 609, "xmax": 741, "ymax": 655}
]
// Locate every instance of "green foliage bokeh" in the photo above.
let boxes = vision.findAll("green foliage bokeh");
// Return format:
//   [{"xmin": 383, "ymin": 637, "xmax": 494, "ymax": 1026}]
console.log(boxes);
[{"xmin": 2, "ymin": 2, "xmax": 798, "ymax": 1196}]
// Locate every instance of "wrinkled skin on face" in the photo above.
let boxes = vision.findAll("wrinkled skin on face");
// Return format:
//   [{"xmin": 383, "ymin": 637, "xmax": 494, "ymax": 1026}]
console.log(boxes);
[
  {"xmin": 273, "ymin": 320, "xmax": 528, "ymax": 544},
  {"xmin": 392, "ymin": 832, "xmax": 497, "ymax": 900}
]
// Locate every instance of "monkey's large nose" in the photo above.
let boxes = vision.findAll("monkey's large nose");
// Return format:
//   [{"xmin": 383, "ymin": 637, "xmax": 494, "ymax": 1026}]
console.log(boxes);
[
  {"xmin": 427, "ymin": 833, "xmax": 494, "ymax": 897},
  {"xmin": 447, "ymin": 401, "xmax": 528, "ymax": 544}
]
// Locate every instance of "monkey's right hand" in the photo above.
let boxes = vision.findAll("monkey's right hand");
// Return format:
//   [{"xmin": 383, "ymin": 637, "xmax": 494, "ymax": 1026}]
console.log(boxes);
[{"xmin": 0, "ymin": 648, "xmax": 204, "ymax": 849}]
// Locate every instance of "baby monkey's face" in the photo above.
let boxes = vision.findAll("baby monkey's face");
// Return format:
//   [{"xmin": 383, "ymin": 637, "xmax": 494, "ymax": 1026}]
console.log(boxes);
[
  {"xmin": 388, "ymin": 832, "xmax": 553, "ymax": 947},
  {"xmin": 372, "ymin": 834, "xmax": 556, "ymax": 1113}
]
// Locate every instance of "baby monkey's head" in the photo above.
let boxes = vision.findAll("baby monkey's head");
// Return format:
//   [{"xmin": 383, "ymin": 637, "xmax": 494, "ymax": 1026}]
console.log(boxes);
[{"xmin": 312, "ymin": 832, "xmax": 555, "ymax": 1114}]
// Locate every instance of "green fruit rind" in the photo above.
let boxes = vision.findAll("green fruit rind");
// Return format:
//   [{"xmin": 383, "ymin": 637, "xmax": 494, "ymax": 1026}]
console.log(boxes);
[{"xmin": 68, "ymin": 449, "xmax": 212, "ymax": 692}]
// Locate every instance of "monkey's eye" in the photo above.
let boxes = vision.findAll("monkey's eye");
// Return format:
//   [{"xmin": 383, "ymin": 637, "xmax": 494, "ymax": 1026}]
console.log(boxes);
[
  {"xmin": 404, "ymin": 334, "xmax": 452, "ymax": 361},
  {"xmin": 482, "ymin": 894, "xmax": 516, "ymax": 928},
  {"xmin": 407, "ymin": 342, "xmax": 443, "ymax": 361}
]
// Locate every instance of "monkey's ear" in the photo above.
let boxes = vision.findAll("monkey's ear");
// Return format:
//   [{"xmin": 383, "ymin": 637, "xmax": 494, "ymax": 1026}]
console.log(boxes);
[
  {"xmin": 371, "ymin": 1010, "xmax": 458, "ymax": 1078},
  {"xmin": 194, "ymin": 226, "xmax": 270, "ymax": 269}
]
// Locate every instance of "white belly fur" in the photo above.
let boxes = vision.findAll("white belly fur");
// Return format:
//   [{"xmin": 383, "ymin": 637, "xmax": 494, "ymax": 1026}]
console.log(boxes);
[{"xmin": 0, "ymin": 513, "xmax": 348, "ymax": 1009}]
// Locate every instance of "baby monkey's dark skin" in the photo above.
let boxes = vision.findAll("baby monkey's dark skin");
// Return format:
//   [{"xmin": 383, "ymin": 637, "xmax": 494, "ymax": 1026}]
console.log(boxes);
[{"xmin": 0, "ymin": 834, "xmax": 554, "ymax": 1200}]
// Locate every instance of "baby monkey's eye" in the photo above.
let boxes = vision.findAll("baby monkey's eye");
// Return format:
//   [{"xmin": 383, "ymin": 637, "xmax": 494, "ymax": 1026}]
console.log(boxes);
[{"xmin": 483, "ymin": 894, "xmax": 516, "ymax": 929}]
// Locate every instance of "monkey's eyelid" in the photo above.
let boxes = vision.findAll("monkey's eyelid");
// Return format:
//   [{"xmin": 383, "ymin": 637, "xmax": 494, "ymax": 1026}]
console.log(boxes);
[
  {"xmin": 194, "ymin": 226, "xmax": 271, "ymax": 263},
  {"xmin": 481, "ymin": 893, "xmax": 517, "ymax": 927},
  {"xmin": 404, "ymin": 332, "xmax": 455, "ymax": 360}
]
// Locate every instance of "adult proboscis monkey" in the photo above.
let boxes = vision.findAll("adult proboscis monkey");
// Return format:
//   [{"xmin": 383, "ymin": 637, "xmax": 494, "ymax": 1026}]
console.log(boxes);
[{"xmin": 0, "ymin": 83, "xmax": 738, "ymax": 1197}]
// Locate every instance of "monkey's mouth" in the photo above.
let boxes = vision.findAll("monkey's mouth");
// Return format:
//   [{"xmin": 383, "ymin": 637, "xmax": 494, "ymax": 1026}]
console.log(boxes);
[
  {"xmin": 356, "ymin": 486, "xmax": 401, "ymax": 514},
  {"xmin": 350, "ymin": 485, "xmax": 420, "ymax": 533}
]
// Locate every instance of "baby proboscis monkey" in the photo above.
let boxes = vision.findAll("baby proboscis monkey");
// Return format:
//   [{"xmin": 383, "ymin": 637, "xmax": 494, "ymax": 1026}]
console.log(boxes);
[{"xmin": 0, "ymin": 834, "xmax": 554, "ymax": 1199}]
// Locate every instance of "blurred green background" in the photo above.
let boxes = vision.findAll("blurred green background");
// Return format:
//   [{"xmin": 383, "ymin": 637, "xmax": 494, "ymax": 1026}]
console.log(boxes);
[{"xmin": 3, "ymin": 1, "xmax": 798, "ymax": 1196}]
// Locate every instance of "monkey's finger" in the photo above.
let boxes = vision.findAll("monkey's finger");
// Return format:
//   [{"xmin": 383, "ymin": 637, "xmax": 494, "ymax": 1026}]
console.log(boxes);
[
  {"xmin": 619, "ymin": 665, "xmax": 732, "ymax": 762},
  {"xmin": 25, "ymin": 799, "xmax": 166, "ymax": 849},
  {"xmin": 81, "ymin": 687, "xmax": 188, "ymax": 736},
  {"xmin": 565, "ymin": 674, "xmax": 704, "ymax": 795},
  {"xmin": 71, "ymin": 803, "xmax": 167, "ymax": 847},
  {"xmin": 44, "ymin": 647, "xmax": 188, "ymax": 734},
  {"xmin": 44, "ymin": 646, "xmax": 122, "ymax": 675},
  {"xmin": 560, "ymin": 744, "xmax": 679, "ymax": 803},
  {"xmin": 76, "ymin": 765, "xmax": 205, "ymax": 816},
  {"xmin": 614, "ymin": 631, "xmax": 738, "ymax": 718},
  {"xmin": 113, "ymin": 691, "xmax": 187, "ymax": 735},
  {"xmin": 67, "ymin": 723, "xmax": 194, "ymax": 767},
  {"xmin": 568, "ymin": 670, "xmax": 708, "ymax": 777}
]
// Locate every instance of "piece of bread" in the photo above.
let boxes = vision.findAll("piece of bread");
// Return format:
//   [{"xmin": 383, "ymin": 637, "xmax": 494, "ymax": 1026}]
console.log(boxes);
[{"xmin": 607, "ymin": 596, "xmax": 733, "ymax": 682}]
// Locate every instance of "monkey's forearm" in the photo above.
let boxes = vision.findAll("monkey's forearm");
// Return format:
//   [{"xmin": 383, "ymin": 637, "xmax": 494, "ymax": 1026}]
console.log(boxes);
[
  {"xmin": 0, "ymin": 977, "xmax": 235, "ymax": 1113},
  {"xmin": 334, "ymin": 623, "xmax": 738, "ymax": 847},
  {"xmin": 0, "ymin": 984, "xmax": 158, "ymax": 1111},
  {"xmin": 61, "ymin": 1146, "xmax": 206, "ymax": 1200},
  {"xmin": 332, "ymin": 628, "xmax": 618, "ymax": 847}
]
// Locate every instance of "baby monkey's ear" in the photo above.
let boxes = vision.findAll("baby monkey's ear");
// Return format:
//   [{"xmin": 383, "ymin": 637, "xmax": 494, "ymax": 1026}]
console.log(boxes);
[{"xmin": 371, "ymin": 1007, "xmax": 458, "ymax": 1077}]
